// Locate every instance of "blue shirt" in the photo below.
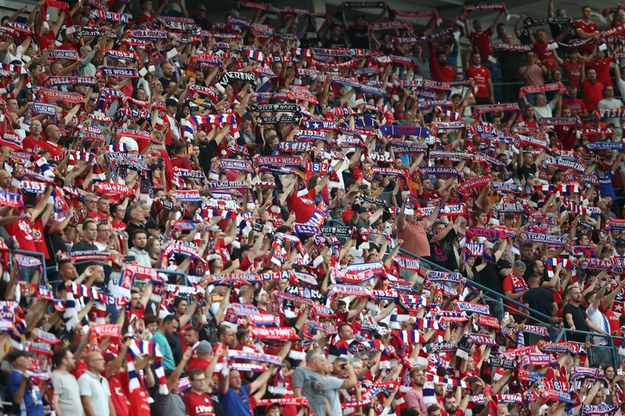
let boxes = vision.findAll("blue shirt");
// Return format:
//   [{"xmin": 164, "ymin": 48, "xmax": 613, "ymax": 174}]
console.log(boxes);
[
  {"xmin": 152, "ymin": 331, "xmax": 176, "ymax": 370},
  {"xmin": 218, "ymin": 384, "xmax": 252, "ymax": 416},
  {"xmin": 7, "ymin": 370, "xmax": 44, "ymax": 416}
]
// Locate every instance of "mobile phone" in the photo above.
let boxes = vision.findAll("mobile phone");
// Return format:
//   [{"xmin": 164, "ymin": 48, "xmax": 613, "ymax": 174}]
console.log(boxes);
[{"xmin": 618, "ymin": 369, "xmax": 624, "ymax": 376}]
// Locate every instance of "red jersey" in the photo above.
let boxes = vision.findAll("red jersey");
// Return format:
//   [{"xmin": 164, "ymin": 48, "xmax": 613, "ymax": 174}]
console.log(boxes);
[
  {"xmin": 562, "ymin": 60, "xmax": 582, "ymax": 89},
  {"xmin": 586, "ymin": 57, "xmax": 614, "ymax": 86},
  {"xmin": 109, "ymin": 373, "xmax": 131, "ymax": 416},
  {"xmin": 562, "ymin": 98, "xmax": 587, "ymax": 115},
  {"xmin": 533, "ymin": 41, "xmax": 559, "ymax": 70},
  {"xmin": 469, "ymin": 29, "xmax": 493, "ymax": 61},
  {"xmin": 465, "ymin": 65, "xmax": 491, "ymax": 98},
  {"xmin": 171, "ymin": 156, "xmax": 193, "ymax": 170},
  {"xmin": 574, "ymin": 20, "xmax": 599, "ymax": 54},
  {"xmin": 22, "ymin": 136, "xmax": 45, "ymax": 153},
  {"xmin": 30, "ymin": 219, "xmax": 49, "ymax": 259},
  {"xmin": 430, "ymin": 53, "xmax": 457, "ymax": 83},
  {"xmin": 286, "ymin": 188, "xmax": 318, "ymax": 223},
  {"xmin": 581, "ymin": 79, "xmax": 605, "ymax": 111},
  {"xmin": 5, "ymin": 218, "xmax": 36, "ymax": 252},
  {"xmin": 183, "ymin": 391, "xmax": 215, "ymax": 416}
]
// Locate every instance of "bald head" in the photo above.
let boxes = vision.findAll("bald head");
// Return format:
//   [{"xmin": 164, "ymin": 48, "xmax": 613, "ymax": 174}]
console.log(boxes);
[
  {"xmin": 86, "ymin": 351, "xmax": 106, "ymax": 373},
  {"xmin": 46, "ymin": 124, "xmax": 60, "ymax": 142}
]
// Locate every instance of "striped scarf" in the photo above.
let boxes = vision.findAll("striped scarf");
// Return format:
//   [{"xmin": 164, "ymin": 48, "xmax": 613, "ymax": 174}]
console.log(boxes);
[{"xmin": 128, "ymin": 340, "xmax": 168, "ymax": 394}]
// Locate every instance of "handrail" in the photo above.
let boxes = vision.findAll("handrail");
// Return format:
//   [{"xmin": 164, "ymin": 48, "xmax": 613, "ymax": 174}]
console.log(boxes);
[
  {"xmin": 398, "ymin": 247, "xmax": 557, "ymax": 328},
  {"xmin": 555, "ymin": 328, "xmax": 625, "ymax": 344},
  {"xmin": 10, "ymin": 249, "xmax": 47, "ymax": 284},
  {"xmin": 555, "ymin": 328, "xmax": 624, "ymax": 367}
]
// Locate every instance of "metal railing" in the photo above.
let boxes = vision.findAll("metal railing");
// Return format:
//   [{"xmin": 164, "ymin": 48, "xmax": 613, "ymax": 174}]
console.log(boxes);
[
  {"xmin": 397, "ymin": 246, "xmax": 625, "ymax": 366},
  {"xmin": 555, "ymin": 328, "xmax": 625, "ymax": 368},
  {"xmin": 10, "ymin": 249, "xmax": 47, "ymax": 285},
  {"xmin": 398, "ymin": 247, "xmax": 556, "ymax": 326}
]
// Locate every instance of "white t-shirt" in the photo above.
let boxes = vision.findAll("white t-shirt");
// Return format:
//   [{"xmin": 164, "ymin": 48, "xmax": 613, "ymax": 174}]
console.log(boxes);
[
  {"xmin": 52, "ymin": 370, "xmax": 82, "ymax": 416},
  {"xmin": 78, "ymin": 371, "xmax": 112, "ymax": 416}
]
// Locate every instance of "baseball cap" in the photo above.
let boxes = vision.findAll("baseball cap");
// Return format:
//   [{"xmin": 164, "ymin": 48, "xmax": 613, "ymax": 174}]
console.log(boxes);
[
  {"xmin": 497, "ymin": 260, "xmax": 513, "ymax": 270},
  {"xmin": 197, "ymin": 340, "xmax": 212, "ymax": 355}
]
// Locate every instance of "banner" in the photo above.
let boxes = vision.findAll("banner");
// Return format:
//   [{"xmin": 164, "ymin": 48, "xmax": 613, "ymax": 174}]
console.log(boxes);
[
  {"xmin": 218, "ymin": 159, "xmax": 253, "ymax": 173},
  {"xmin": 0, "ymin": 190, "xmax": 23, "ymax": 208},
  {"xmin": 250, "ymin": 327, "xmax": 299, "ymax": 340},
  {"xmin": 93, "ymin": 324, "xmax": 122, "ymax": 338},
  {"xmin": 523, "ymin": 232, "xmax": 568, "ymax": 246},
  {"xmin": 99, "ymin": 66, "xmax": 139, "ymax": 78},
  {"xmin": 455, "ymin": 301, "xmax": 490, "ymax": 315}
]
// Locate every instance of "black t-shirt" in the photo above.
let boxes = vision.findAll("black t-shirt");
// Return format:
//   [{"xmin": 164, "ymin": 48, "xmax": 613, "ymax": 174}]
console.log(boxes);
[
  {"xmin": 475, "ymin": 261, "xmax": 503, "ymax": 294},
  {"xmin": 429, "ymin": 229, "xmax": 458, "ymax": 271},
  {"xmin": 323, "ymin": 38, "xmax": 348, "ymax": 48},
  {"xmin": 167, "ymin": 332, "xmax": 183, "ymax": 365},
  {"xmin": 562, "ymin": 303, "xmax": 588, "ymax": 342},
  {"xmin": 524, "ymin": 287, "xmax": 554, "ymax": 324},
  {"xmin": 198, "ymin": 139, "xmax": 218, "ymax": 175},
  {"xmin": 518, "ymin": 163, "xmax": 537, "ymax": 181},
  {"xmin": 347, "ymin": 26, "xmax": 370, "ymax": 49}
]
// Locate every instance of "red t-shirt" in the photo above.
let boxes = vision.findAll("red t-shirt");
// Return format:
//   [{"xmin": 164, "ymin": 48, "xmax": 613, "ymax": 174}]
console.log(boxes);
[
  {"xmin": 533, "ymin": 41, "xmax": 559, "ymax": 70},
  {"xmin": 40, "ymin": 141, "xmax": 66, "ymax": 162},
  {"xmin": 136, "ymin": 13, "xmax": 154, "ymax": 26},
  {"xmin": 183, "ymin": 390, "xmax": 215, "ymax": 416},
  {"xmin": 574, "ymin": 20, "xmax": 599, "ymax": 54},
  {"xmin": 22, "ymin": 136, "xmax": 44, "ymax": 153},
  {"xmin": 469, "ymin": 29, "xmax": 493, "ymax": 61},
  {"xmin": 586, "ymin": 57, "xmax": 614, "ymax": 86},
  {"xmin": 5, "ymin": 219, "xmax": 37, "ymax": 252},
  {"xmin": 465, "ymin": 65, "xmax": 491, "ymax": 98},
  {"xmin": 30, "ymin": 219, "xmax": 49, "ymax": 259},
  {"xmin": 581, "ymin": 79, "xmax": 605, "ymax": 111},
  {"xmin": 430, "ymin": 53, "xmax": 457, "ymax": 83},
  {"xmin": 213, "ymin": 239, "xmax": 231, "ymax": 264},
  {"xmin": 286, "ymin": 188, "xmax": 318, "ymax": 223},
  {"xmin": 561, "ymin": 97, "xmax": 587, "ymax": 115},
  {"xmin": 108, "ymin": 373, "xmax": 131, "ymax": 416},
  {"xmin": 37, "ymin": 31, "xmax": 56, "ymax": 51},
  {"xmin": 171, "ymin": 156, "xmax": 193, "ymax": 170},
  {"xmin": 562, "ymin": 60, "xmax": 582, "ymax": 89}
]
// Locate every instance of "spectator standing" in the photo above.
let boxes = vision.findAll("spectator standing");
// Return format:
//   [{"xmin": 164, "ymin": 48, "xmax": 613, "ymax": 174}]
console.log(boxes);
[
  {"xmin": 465, "ymin": 52, "xmax": 494, "ymax": 104},
  {"xmin": 78, "ymin": 351, "xmax": 116, "ymax": 416},
  {"xmin": 574, "ymin": 6, "xmax": 600, "ymax": 56},
  {"xmin": 6, "ymin": 350, "xmax": 44, "ymax": 416},
  {"xmin": 152, "ymin": 315, "xmax": 179, "ymax": 371},
  {"xmin": 293, "ymin": 349, "xmax": 357, "ymax": 416},
  {"xmin": 51, "ymin": 347, "xmax": 82, "ymax": 416}
]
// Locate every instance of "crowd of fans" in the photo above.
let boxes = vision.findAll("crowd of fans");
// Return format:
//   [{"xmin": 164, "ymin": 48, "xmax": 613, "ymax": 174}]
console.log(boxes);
[{"xmin": 3, "ymin": 0, "xmax": 625, "ymax": 415}]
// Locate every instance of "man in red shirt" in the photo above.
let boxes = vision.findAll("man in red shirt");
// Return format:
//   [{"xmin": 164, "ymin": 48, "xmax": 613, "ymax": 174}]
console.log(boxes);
[
  {"xmin": 561, "ymin": 86, "xmax": 589, "ymax": 118},
  {"xmin": 581, "ymin": 68, "xmax": 605, "ymax": 111},
  {"xmin": 585, "ymin": 49, "xmax": 614, "ymax": 87},
  {"xmin": 530, "ymin": 29, "xmax": 561, "ymax": 71},
  {"xmin": 465, "ymin": 12, "xmax": 503, "ymax": 62},
  {"xmin": 183, "ymin": 368, "xmax": 217, "ymax": 416},
  {"xmin": 562, "ymin": 48, "xmax": 583, "ymax": 89},
  {"xmin": 574, "ymin": 6, "xmax": 600, "ymax": 55},
  {"xmin": 429, "ymin": 49, "xmax": 457, "ymax": 83},
  {"xmin": 22, "ymin": 120, "xmax": 45, "ymax": 153},
  {"xmin": 171, "ymin": 142, "xmax": 193, "ymax": 170},
  {"xmin": 465, "ymin": 52, "xmax": 493, "ymax": 104}
]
